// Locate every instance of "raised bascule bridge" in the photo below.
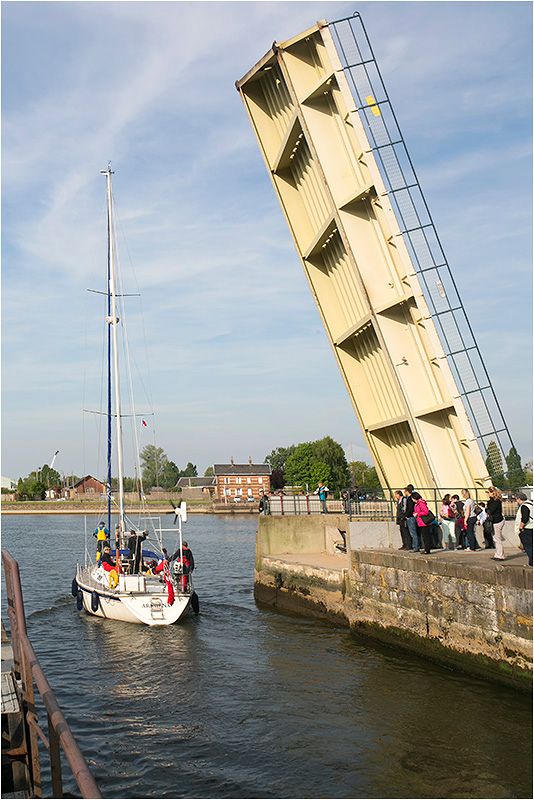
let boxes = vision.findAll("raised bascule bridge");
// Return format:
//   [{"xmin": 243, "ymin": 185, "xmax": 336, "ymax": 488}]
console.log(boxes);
[
  {"xmin": 236, "ymin": 15, "xmax": 531, "ymax": 688},
  {"xmin": 236, "ymin": 13, "xmax": 514, "ymax": 496}
]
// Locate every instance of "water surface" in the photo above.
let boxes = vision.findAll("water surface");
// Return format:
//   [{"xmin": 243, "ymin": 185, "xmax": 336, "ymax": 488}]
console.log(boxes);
[{"xmin": 2, "ymin": 514, "xmax": 531, "ymax": 799}]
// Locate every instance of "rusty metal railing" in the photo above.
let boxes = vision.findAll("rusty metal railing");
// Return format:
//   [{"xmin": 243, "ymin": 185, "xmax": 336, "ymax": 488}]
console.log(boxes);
[{"xmin": 2, "ymin": 549, "xmax": 102, "ymax": 799}]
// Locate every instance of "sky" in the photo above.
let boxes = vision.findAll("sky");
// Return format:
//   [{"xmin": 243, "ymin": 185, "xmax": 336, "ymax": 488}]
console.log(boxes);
[{"xmin": 2, "ymin": 0, "xmax": 532, "ymax": 482}]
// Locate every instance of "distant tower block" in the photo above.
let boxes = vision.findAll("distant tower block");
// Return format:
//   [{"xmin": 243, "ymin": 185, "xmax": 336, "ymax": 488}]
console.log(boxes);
[{"xmin": 236, "ymin": 15, "xmax": 514, "ymax": 491}]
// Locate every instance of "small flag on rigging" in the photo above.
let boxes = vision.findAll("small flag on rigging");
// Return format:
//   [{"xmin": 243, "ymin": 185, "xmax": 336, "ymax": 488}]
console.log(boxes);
[{"xmin": 142, "ymin": 419, "xmax": 148, "ymax": 427}]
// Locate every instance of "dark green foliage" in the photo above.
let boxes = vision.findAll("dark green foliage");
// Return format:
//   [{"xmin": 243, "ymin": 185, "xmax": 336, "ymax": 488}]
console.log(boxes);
[
  {"xmin": 264, "ymin": 446, "xmax": 296, "ymax": 474},
  {"xmin": 348, "ymin": 460, "xmax": 381, "ymax": 490},
  {"xmin": 16, "ymin": 463, "xmax": 61, "ymax": 500},
  {"xmin": 281, "ymin": 436, "xmax": 349, "ymax": 494},
  {"xmin": 140, "ymin": 445, "xmax": 168, "ymax": 488},
  {"xmin": 485, "ymin": 441, "xmax": 505, "ymax": 486},
  {"xmin": 506, "ymin": 447, "xmax": 525, "ymax": 489},
  {"xmin": 181, "ymin": 462, "xmax": 197, "ymax": 478}
]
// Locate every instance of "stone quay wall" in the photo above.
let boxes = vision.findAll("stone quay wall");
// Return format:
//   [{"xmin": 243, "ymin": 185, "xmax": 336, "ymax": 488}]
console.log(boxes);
[{"xmin": 254, "ymin": 517, "xmax": 532, "ymax": 689}]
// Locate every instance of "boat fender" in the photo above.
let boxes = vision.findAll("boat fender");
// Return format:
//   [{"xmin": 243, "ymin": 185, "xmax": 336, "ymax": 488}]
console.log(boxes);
[
  {"xmin": 76, "ymin": 590, "xmax": 83, "ymax": 611},
  {"xmin": 71, "ymin": 578, "xmax": 78, "ymax": 597},
  {"xmin": 91, "ymin": 591, "xmax": 99, "ymax": 613},
  {"xmin": 191, "ymin": 591, "xmax": 200, "ymax": 615}
]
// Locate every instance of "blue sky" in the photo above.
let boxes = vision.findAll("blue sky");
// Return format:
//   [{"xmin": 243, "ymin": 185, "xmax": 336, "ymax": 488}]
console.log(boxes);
[{"xmin": 2, "ymin": 1, "xmax": 532, "ymax": 481}]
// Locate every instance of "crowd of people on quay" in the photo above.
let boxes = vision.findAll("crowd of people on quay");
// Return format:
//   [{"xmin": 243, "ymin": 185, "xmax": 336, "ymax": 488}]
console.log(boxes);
[{"xmin": 394, "ymin": 485, "xmax": 533, "ymax": 565}]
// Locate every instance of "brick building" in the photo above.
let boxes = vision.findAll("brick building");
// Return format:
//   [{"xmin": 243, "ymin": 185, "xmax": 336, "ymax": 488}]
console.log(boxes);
[
  {"xmin": 213, "ymin": 462, "xmax": 271, "ymax": 503},
  {"xmin": 72, "ymin": 475, "xmax": 106, "ymax": 496}
]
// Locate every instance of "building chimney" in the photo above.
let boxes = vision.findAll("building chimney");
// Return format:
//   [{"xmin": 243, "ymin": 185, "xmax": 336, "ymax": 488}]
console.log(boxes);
[
  {"xmin": 230, "ymin": 456, "xmax": 234, "ymax": 465},
  {"xmin": 248, "ymin": 456, "xmax": 252, "ymax": 465}
]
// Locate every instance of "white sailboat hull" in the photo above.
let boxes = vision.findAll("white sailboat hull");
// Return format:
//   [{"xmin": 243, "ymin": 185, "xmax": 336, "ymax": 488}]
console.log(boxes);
[{"xmin": 76, "ymin": 565, "xmax": 191, "ymax": 626}]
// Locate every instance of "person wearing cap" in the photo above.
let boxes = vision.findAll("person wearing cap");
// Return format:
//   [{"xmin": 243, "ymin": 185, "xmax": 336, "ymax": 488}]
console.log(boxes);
[{"xmin": 514, "ymin": 492, "xmax": 533, "ymax": 566}]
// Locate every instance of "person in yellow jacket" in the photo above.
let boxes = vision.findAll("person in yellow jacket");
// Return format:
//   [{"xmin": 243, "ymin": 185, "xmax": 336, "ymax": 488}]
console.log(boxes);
[{"xmin": 93, "ymin": 521, "xmax": 110, "ymax": 562}]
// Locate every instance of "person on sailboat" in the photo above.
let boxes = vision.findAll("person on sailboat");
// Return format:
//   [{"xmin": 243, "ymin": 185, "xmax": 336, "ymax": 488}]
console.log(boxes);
[
  {"xmin": 93, "ymin": 521, "xmax": 110, "ymax": 562},
  {"xmin": 100, "ymin": 545, "xmax": 115, "ymax": 569},
  {"xmin": 127, "ymin": 529, "xmax": 147, "ymax": 574},
  {"xmin": 169, "ymin": 542, "xmax": 194, "ymax": 592}
]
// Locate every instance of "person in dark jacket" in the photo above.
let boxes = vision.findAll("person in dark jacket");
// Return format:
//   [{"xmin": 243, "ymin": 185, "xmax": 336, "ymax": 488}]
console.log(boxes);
[
  {"xmin": 486, "ymin": 486, "xmax": 505, "ymax": 561},
  {"xmin": 514, "ymin": 492, "xmax": 533, "ymax": 566},
  {"xmin": 394, "ymin": 490, "xmax": 411, "ymax": 550},
  {"xmin": 100, "ymin": 545, "xmax": 116, "ymax": 571},
  {"xmin": 127, "ymin": 530, "xmax": 147, "ymax": 574},
  {"xmin": 169, "ymin": 541, "xmax": 194, "ymax": 572},
  {"xmin": 403, "ymin": 484, "xmax": 419, "ymax": 551},
  {"xmin": 451, "ymin": 495, "xmax": 465, "ymax": 549}
]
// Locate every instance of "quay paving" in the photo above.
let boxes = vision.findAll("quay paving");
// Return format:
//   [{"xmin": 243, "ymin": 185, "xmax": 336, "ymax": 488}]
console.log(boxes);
[{"xmin": 267, "ymin": 546, "xmax": 530, "ymax": 573}]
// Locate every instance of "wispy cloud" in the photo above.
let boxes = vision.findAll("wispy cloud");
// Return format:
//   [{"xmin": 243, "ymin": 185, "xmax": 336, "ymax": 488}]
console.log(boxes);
[{"xmin": 2, "ymin": 1, "xmax": 532, "ymax": 478}]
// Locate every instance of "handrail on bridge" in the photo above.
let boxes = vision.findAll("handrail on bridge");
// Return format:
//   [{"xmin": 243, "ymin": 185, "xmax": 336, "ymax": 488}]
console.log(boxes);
[{"xmin": 2, "ymin": 548, "xmax": 102, "ymax": 799}]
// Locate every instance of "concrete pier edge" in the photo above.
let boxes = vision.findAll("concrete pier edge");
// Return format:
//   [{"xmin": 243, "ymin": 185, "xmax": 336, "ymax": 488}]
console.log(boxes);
[{"xmin": 255, "ymin": 516, "xmax": 533, "ymax": 691}]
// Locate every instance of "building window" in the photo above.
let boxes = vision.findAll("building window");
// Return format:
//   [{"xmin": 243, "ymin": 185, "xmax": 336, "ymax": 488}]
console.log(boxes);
[
  {"xmin": 247, "ymin": 477, "xmax": 251, "ymax": 484},
  {"xmin": 248, "ymin": 488, "xmax": 252, "ymax": 496},
  {"xmin": 224, "ymin": 477, "xmax": 229, "ymax": 484},
  {"xmin": 259, "ymin": 477, "xmax": 263, "ymax": 484},
  {"xmin": 236, "ymin": 477, "xmax": 242, "ymax": 484},
  {"xmin": 237, "ymin": 488, "xmax": 242, "ymax": 495}
]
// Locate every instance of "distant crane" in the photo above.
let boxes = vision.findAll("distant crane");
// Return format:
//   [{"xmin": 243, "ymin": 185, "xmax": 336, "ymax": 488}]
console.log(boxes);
[{"xmin": 50, "ymin": 450, "xmax": 60, "ymax": 470}]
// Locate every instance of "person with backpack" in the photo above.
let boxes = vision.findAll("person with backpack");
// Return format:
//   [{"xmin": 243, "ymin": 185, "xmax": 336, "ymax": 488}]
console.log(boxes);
[
  {"xmin": 403, "ymin": 484, "xmax": 419, "ymax": 552},
  {"xmin": 450, "ymin": 495, "xmax": 465, "ymax": 549},
  {"xmin": 514, "ymin": 492, "xmax": 533, "ymax": 566},
  {"xmin": 412, "ymin": 492, "xmax": 435, "ymax": 554},
  {"xmin": 440, "ymin": 494, "xmax": 457, "ymax": 550},
  {"xmin": 315, "ymin": 481, "xmax": 329, "ymax": 514},
  {"xmin": 461, "ymin": 489, "xmax": 481, "ymax": 552}
]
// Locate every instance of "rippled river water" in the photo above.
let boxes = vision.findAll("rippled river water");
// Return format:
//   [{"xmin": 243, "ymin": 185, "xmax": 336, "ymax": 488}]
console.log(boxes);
[{"xmin": 2, "ymin": 514, "xmax": 532, "ymax": 799}]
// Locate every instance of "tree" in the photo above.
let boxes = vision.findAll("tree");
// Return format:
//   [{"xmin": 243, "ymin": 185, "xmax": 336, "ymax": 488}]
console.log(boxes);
[
  {"xmin": 180, "ymin": 462, "xmax": 197, "ymax": 478},
  {"xmin": 284, "ymin": 443, "xmax": 322, "ymax": 490},
  {"xmin": 204, "ymin": 466, "xmax": 214, "ymax": 477},
  {"xmin": 140, "ymin": 445, "xmax": 169, "ymax": 488},
  {"xmin": 265, "ymin": 446, "xmax": 296, "ymax": 474},
  {"xmin": 348, "ymin": 461, "xmax": 381, "ymax": 490},
  {"xmin": 485, "ymin": 441, "xmax": 505, "ymax": 486},
  {"xmin": 269, "ymin": 437, "xmax": 349, "ymax": 494},
  {"xmin": 162, "ymin": 461, "xmax": 181, "ymax": 490},
  {"xmin": 506, "ymin": 447, "xmax": 525, "ymax": 489},
  {"xmin": 16, "ymin": 475, "xmax": 46, "ymax": 501},
  {"xmin": 312, "ymin": 436, "xmax": 350, "ymax": 492},
  {"xmin": 270, "ymin": 468, "xmax": 285, "ymax": 491}
]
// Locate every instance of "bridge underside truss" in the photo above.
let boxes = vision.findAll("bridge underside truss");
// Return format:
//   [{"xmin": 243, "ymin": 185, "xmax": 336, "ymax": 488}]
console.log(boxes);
[{"xmin": 236, "ymin": 16, "xmax": 513, "ymax": 490}]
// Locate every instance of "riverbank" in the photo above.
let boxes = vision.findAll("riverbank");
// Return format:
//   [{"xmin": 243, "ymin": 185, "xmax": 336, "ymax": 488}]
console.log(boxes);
[
  {"xmin": 255, "ymin": 516, "xmax": 533, "ymax": 690},
  {"xmin": 1, "ymin": 503, "xmax": 258, "ymax": 515}
]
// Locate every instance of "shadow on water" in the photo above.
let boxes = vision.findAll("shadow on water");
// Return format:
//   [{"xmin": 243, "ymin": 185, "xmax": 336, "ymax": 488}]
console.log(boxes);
[{"xmin": 2, "ymin": 514, "xmax": 532, "ymax": 799}]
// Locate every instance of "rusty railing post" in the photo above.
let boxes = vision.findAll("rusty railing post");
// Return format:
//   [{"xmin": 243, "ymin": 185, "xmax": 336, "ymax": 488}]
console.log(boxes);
[{"xmin": 48, "ymin": 714, "xmax": 63, "ymax": 798}]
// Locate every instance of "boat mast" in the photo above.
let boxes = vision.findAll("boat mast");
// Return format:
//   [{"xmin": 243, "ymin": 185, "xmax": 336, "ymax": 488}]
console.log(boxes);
[{"xmin": 101, "ymin": 165, "xmax": 126, "ymax": 549}]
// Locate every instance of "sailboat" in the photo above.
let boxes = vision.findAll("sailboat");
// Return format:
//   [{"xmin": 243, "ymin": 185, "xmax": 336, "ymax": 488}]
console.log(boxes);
[{"xmin": 74, "ymin": 166, "xmax": 194, "ymax": 626}]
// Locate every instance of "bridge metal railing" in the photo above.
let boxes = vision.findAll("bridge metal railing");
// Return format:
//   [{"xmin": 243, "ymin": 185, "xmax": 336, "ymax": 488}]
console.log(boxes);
[
  {"xmin": 2, "ymin": 549, "xmax": 102, "ymax": 799},
  {"xmin": 264, "ymin": 489, "xmax": 519, "ymax": 521}
]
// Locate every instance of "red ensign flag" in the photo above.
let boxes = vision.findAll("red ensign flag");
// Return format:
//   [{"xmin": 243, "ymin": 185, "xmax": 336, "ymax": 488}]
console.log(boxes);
[{"xmin": 142, "ymin": 420, "xmax": 148, "ymax": 427}]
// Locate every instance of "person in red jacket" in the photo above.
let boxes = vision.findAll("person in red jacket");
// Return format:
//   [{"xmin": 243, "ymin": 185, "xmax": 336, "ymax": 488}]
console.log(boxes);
[{"xmin": 412, "ymin": 492, "xmax": 433, "ymax": 554}]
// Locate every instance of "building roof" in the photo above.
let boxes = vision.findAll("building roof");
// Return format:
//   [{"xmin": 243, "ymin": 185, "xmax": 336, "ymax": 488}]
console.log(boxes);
[
  {"xmin": 177, "ymin": 477, "xmax": 216, "ymax": 488},
  {"xmin": 213, "ymin": 464, "xmax": 271, "ymax": 476},
  {"xmin": 73, "ymin": 475, "xmax": 106, "ymax": 488}
]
